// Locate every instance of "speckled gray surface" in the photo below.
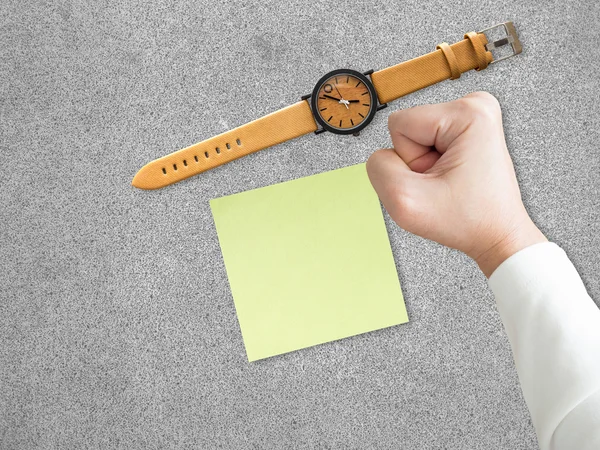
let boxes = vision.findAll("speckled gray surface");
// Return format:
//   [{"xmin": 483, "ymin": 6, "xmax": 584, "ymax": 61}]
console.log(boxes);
[{"xmin": 1, "ymin": 0, "xmax": 599, "ymax": 448}]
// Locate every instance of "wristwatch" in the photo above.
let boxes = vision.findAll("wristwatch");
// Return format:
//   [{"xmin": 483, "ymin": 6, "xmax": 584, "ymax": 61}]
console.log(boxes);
[{"xmin": 132, "ymin": 22, "xmax": 521, "ymax": 190}]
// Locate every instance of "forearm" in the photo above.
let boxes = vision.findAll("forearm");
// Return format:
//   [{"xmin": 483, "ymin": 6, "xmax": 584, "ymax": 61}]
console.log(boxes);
[{"xmin": 488, "ymin": 242, "xmax": 600, "ymax": 450}]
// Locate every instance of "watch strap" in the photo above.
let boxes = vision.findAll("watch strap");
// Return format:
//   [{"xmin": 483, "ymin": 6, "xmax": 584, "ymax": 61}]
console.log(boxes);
[
  {"xmin": 371, "ymin": 31, "xmax": 493, "ymax": 104},
  {"xmin": 132, "ymin": 100, "xmax": 317, "ymax": 190}
]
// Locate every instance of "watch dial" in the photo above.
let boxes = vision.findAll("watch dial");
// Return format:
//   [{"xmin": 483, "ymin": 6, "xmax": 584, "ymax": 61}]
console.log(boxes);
[{"xmin": 314, "ymin": 72, "xmax": 375, "ymax": 132}]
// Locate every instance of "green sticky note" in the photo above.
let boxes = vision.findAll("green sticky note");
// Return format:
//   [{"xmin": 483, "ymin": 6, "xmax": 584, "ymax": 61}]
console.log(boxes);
[{"xmin": 210, "ymin": 163, "xmax": 408, "ymax": 361}]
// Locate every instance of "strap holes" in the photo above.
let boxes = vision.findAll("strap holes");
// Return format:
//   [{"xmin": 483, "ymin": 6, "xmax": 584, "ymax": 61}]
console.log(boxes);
[
  {"xmin": 173, "ymin": 164, "xmax": 177, "ymax": 171},
  {"xmin": 162, "ymin": 168, "xmax": 166, "ymax": 174},
  {"xmin": 194, "ymin": 155, "xmax": 198, "ymax": 162},
  {"xmin": 183, "ymin": 160, "xmax": 187, "ymax": 166},
  {"xmin": 236, "ymin": 138, "xmax": 241, "ymax": 146},
  {"xmin": 216, "ymin": 147, "xmax": 221, "ymax": 154},
  {"xmin": 204, "ymin": 151, "xmax": 209, "ymax": 158},
  {"xmin": 226, "ymin": 142, "xmax": 231, "ymax": 149}
]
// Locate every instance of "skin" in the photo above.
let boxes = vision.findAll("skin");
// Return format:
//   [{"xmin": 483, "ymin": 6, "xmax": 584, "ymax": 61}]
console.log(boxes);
[{"xmin": 366, "ymin": 91, "xmax": 547, "ymax": 277}]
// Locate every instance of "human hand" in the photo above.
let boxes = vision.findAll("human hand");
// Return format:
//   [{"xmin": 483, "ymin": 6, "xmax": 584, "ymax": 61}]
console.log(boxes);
[{"xmin": 366, "ymin": 91, "xmax": 546, "ymax": 277}]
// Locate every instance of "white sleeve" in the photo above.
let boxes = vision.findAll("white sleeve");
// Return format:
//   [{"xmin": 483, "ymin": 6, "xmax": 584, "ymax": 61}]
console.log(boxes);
[{"xmin": 488, "ymin": 242, "xmax": 600, "ymax": 450}]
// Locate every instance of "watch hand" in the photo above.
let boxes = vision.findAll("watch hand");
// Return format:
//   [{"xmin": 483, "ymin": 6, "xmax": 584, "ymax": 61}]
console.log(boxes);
[
  {"xmin": 334, "ymin": 83, "xmax": 344, "ymax": 99},
  {"xmin": 347, "ymin": 100, "xmax": 360, "ymax": 103},
  {"xmin": 324, "ymin": 94, "xmax": 349, "ymax": 109},
  {"xmin": 332, "ymin": 81, "xmax": 350, "ymax": 109}
]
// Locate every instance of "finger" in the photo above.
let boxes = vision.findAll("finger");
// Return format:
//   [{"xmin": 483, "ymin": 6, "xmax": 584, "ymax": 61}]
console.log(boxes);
[
  {"xmin": 366, "ymin": 149, "xmax": 427, "ymax": 228},
  {"xmin": 367, "ymin": 149, "xmax": 448, "ymax": 239},
  {"xmin": 391, "ymin": 132, "xmax": 441, "ymax": 173},
  {"xmin": 366, "ymin": 147, "xmax": 413, "ymax": 188},
  {"xmin": 387, "ymin": 100, "xmax": 470, "ymax": 154}
]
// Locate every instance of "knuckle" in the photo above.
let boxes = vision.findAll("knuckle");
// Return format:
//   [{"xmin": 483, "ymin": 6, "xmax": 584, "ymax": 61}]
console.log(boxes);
[
  {"xmin": 466, "ymin": 90, "xmax": 498, "ymax": 103},
  {"xmin": 458, "ymin": 91, "xmax": 501, "ymax": 122},
  {"xmin": 393, "ymin": 192, "xmax": 415, "ymax": 214},
  {"xmin": 388, "ymin": 192, "xmax": 421, "ymax": 230},
  {"xmin": 365, "ymin": 152, "xmax": 379, "ymax": 173},
  {"xmin": 387, "ymin": 109, "xmax": 403, "ymax": 132},
  {"xmin": 366, "ymin": 148, "xmax": 385, "ymax": 166},
  {"xmin": 365, "ymin": 149, "xmax": 390, "ymax": 176},
  {"xmin": 387, "ymin": 177, "xmax": 416, "ymax": 212}
]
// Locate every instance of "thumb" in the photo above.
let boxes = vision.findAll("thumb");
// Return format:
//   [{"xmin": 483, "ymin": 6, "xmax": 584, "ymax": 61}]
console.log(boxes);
[{"xmin": 366, "ymin": 148, "xmax": 444, "ymax": 237}]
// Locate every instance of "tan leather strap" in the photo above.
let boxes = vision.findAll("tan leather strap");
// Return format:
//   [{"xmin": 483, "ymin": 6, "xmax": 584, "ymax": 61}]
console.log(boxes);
[
  {"xmin": 464, "ymin": 31, "xmax": 490, "ymax": 71},
  {"xmin": 134, "ymin": 30, "xmax": 494, "ymax": 190},
  {"xmin": 436, "ymin": 42, "xmax": 461, "ymax": 80},
  {"xmin": 371, "ymin": 32, "xmax": 493, "ymax": 104},
  {"xmin": 132, "ymin": 101, "xmax": 317, "ymax": 190}
]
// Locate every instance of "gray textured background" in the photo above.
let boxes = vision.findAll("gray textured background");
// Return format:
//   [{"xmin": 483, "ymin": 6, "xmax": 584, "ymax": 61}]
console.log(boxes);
[{"xmin": 2, "ymin": 0, "xmax": 599, "ymax": 448}]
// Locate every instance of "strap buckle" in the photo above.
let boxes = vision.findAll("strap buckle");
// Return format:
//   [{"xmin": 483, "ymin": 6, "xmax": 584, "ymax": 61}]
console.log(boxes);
[{"xmin": 478, "ymin": 22, "xmax": 522, "ymax": 64}]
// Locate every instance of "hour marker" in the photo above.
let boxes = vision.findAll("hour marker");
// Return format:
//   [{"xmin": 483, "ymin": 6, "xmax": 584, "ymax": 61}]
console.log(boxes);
[
  {"xmin": 355, "ymin": 80, "xmax": 362, "ymax": 87},
  {"xmin": 327, "ymin": 115, "xmax": 333, "ymax": 122},
  {"xmin": 362, "ymin": 103, "xmax": 370, "ymax": 106},
  {"xmin": 319, "ymin": 96, "xmax": 326, "ymax": 100},
  {"xmin": 320, "ymin": 107, "xmax": 327, "ymax": 111},
  {"xmin": 361, "ymin": 91, "xmax": 369, "ymax": 96},
  {"xmin": 350, "ymin": 118, "xmax": 354, "ymax": 126},
  {"xmin": 346, "ymin": 75, "xmax": 349, "ymax": 83},
  {"xmin": 358, "ymin": 113, "xmax": 365, "ymax": 118},
  {"xmin": 339, "ymin": 119, "xmax": 342, "ymax": 127},
  {"xmin": 335, "ymin": 77, "xmax": 338, "ymax": 84}
]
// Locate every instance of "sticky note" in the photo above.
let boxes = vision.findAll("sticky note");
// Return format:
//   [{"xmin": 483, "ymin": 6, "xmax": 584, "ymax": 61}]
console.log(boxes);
[{"xmin": 210, "ymin": 163, "xmax": 408, "ymax": 361}]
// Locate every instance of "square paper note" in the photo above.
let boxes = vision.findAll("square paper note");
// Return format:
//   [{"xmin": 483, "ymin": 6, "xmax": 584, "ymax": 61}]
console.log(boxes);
[{"xmin": 210, "ymin": 163, "xmax": 408, "ymax": 361}]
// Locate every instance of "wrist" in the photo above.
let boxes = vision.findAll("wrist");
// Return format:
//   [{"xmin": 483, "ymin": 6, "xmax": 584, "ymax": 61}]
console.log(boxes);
[{"xmin": 473, "ymin": 217, "xmax": 547, "ymax": 278}]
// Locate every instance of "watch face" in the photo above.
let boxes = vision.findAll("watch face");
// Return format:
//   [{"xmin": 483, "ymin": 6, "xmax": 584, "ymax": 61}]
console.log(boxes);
[{"xmin": 311, "ymin": 69, "xmax": 377, "ymax": 134}]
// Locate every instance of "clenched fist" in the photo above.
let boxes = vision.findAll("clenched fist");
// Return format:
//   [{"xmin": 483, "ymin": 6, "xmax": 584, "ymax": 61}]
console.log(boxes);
[{"xmin": 366, "ymin": 91, "xmax": 546, "ymax": 277}]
